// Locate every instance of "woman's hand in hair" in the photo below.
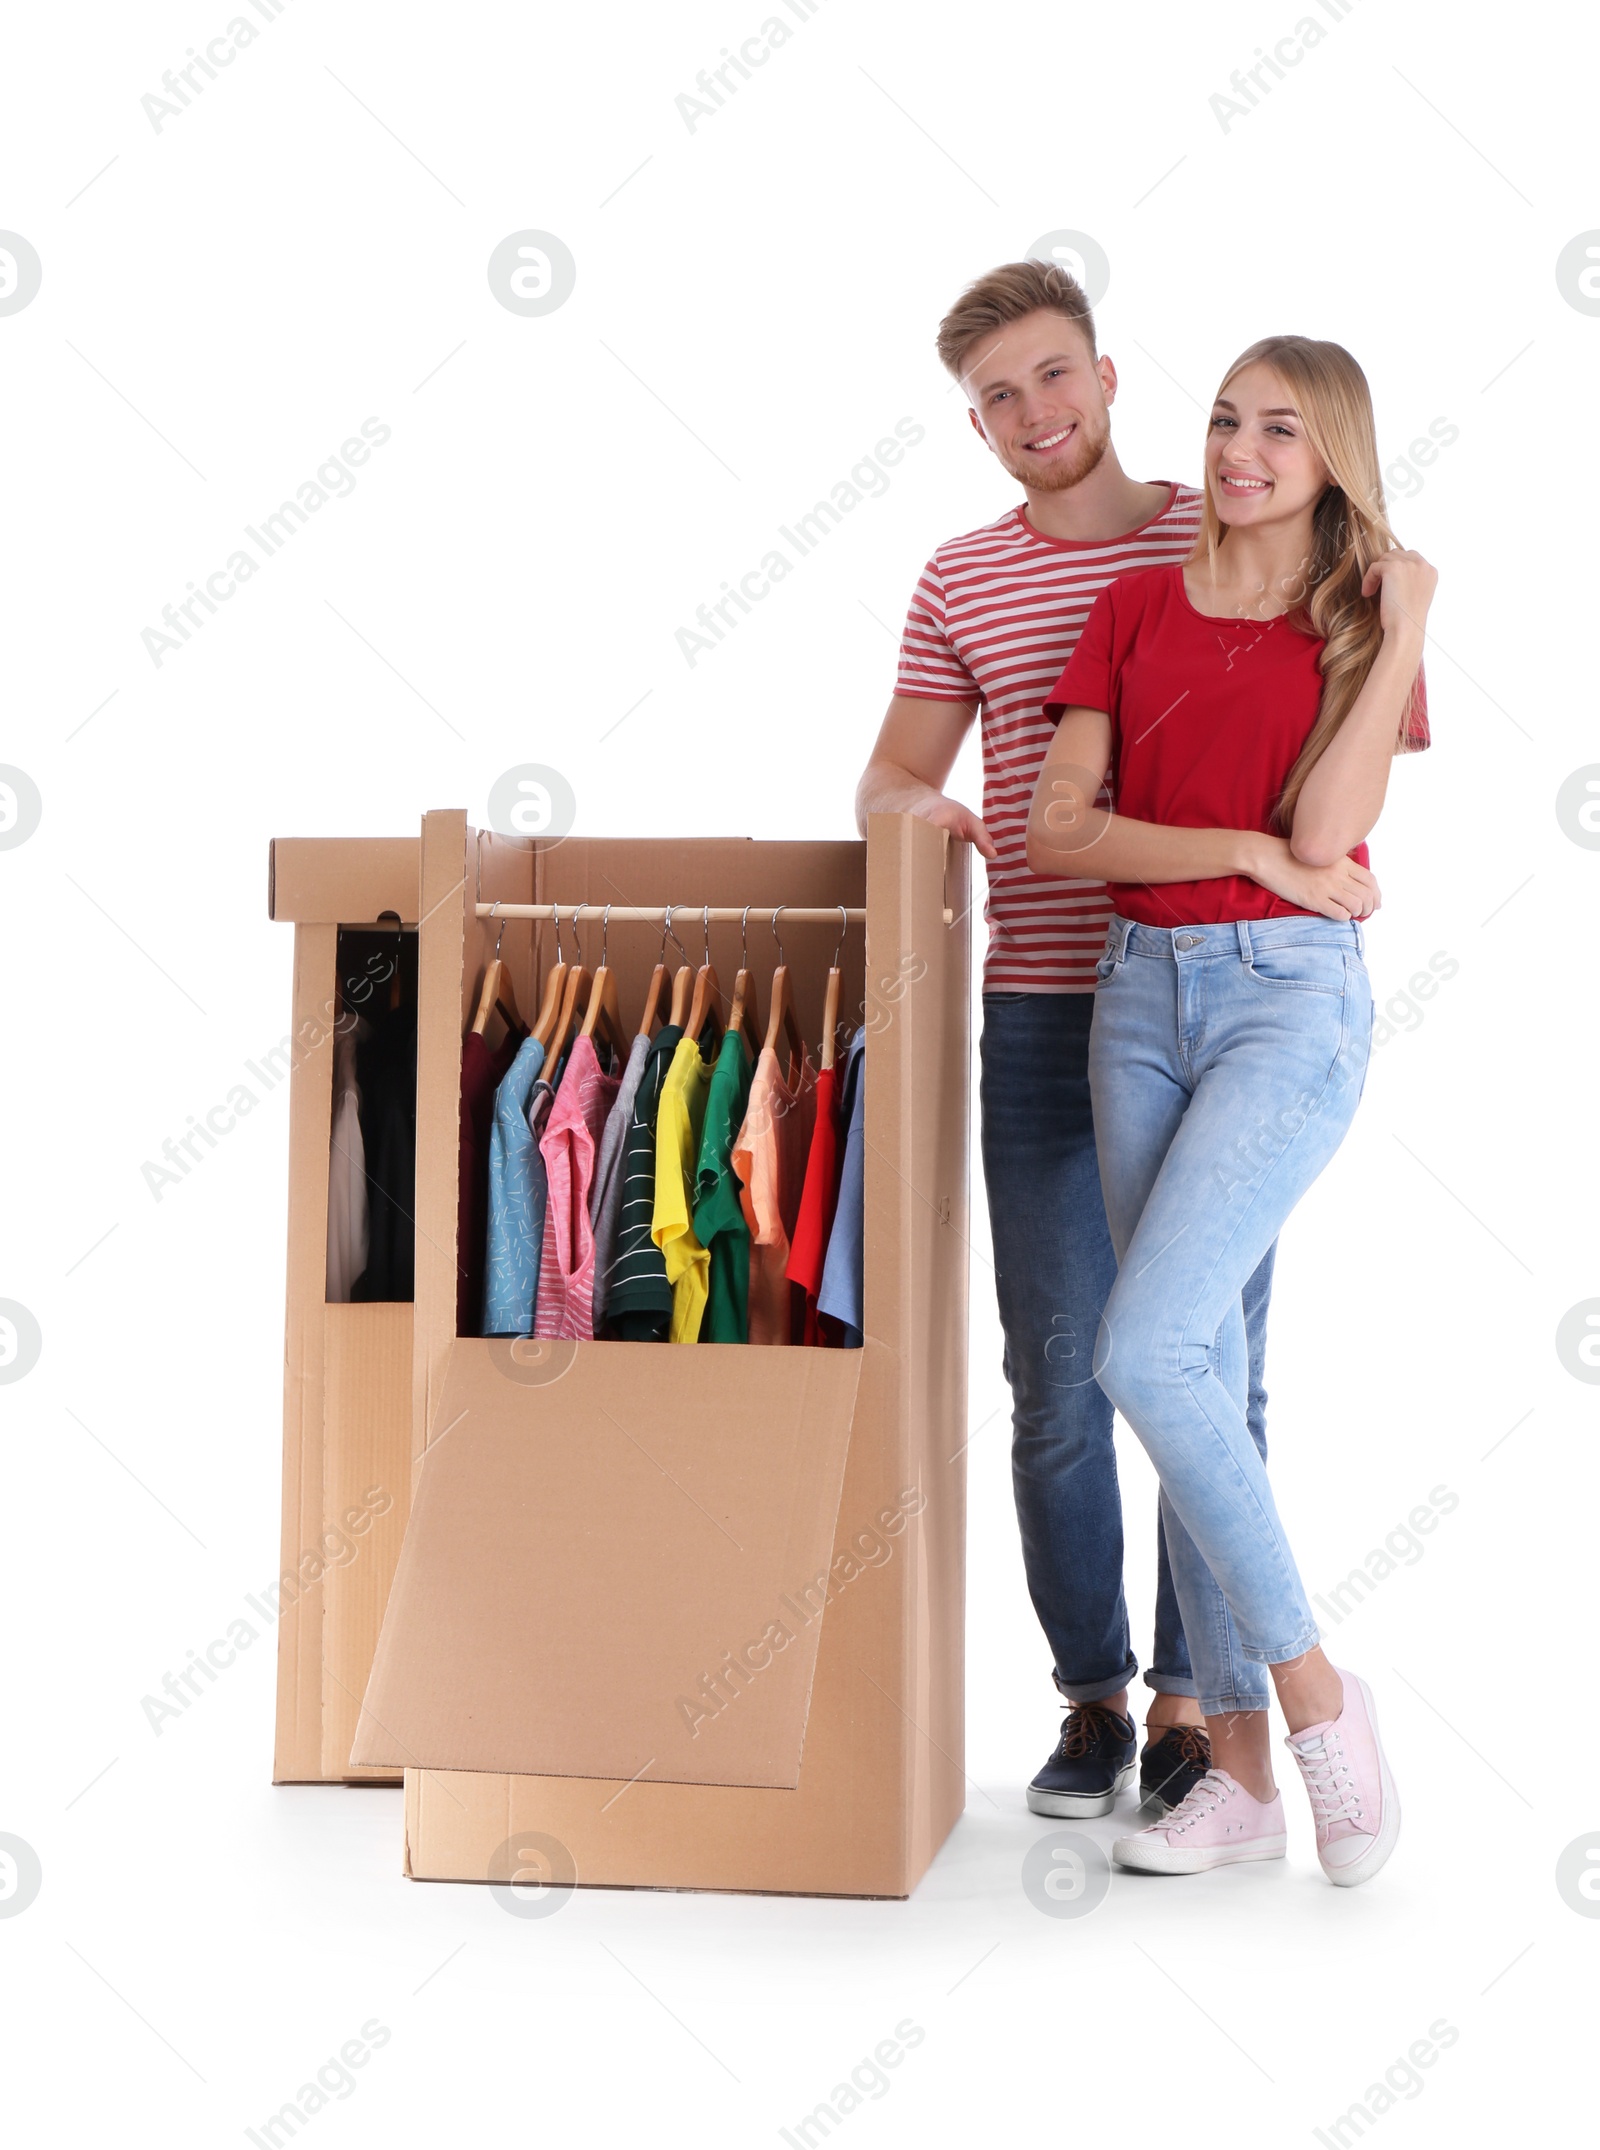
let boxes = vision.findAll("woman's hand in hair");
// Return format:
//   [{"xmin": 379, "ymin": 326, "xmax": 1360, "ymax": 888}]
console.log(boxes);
[
  {"xmin": 1361, "ymin": 548, "xmax": 1437, "ymax": 650},
  {"xmin": 1240, "ymin": 833, "xmax": 1382, "ymax": 921}
]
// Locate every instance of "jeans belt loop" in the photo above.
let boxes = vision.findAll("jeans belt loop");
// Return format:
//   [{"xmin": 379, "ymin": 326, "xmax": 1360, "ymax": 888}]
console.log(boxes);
[
  {"xmin": 1354, "ymin": 917, "xmax": 1365, "ymax": 959},
  {"xmin": 1235, "ymin": 918, "xmax": 1253, "ymax": 964}
]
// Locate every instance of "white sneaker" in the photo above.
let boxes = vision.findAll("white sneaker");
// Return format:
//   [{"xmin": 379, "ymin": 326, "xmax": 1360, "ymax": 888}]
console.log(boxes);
[
  {"xmin": 1112, "ymin": 1768, "xmax": 1287, "ymax": 1875},
  {"xmin": 1285, "ymin": 1667, "xmax": 1401, "ymax": 1887}
]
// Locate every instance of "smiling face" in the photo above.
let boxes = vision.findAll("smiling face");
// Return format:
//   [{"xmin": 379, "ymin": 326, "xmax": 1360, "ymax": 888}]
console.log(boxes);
[
  {"xmin": 962, "ymin": 309, "xmax": 1114, "ymax": 492},
  {"xmin": 1205, "ymin": 361, "xmax": 1332, "ymax": 529}
]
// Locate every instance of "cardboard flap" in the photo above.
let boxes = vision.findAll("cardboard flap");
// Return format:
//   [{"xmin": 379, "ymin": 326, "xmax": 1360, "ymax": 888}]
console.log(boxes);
[
  {"xmin": 268, "ymin": 837, "xmax": 419, "ymax": 923},
  {"xmin": 351, "ymin": 1340, "xmax": 863, "ymax": 1789}
]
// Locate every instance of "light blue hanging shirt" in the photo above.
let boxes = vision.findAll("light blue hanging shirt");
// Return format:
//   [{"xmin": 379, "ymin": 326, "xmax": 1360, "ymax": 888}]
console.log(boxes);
[{"xmin": 483, "ymin": 1034, "xmax": 548, "ymax": 1336}]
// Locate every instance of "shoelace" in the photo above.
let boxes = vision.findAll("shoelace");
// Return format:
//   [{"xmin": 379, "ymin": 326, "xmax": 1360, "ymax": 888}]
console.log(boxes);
[
  {"xmin": 1152, "ymin": 1724, "xmax": 1211, "ymax": 1767},
  {"xmin": 1157, "ymin": 1770, "xmax": 1230, "ymax": 1836},
  {"xmin": 1290, "ymin": 1727, "xmax": 1366, "ymax": 1828},
  {"xmin": 1058, "ymin": 1704, "xmax": 1126, "ymax": 1759}
]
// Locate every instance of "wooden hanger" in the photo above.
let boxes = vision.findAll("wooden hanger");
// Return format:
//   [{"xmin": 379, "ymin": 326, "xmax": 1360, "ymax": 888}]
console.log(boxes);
[
  {"xmin": 669, "ymin": 963, "xmax": 692, "ymax": 1028},
  {"xmin": 685, "ymin": 903, "xmax": 725, "ymax": 1050},
  {"xmin": 762, "ymin": 904, "xmax": 808, "ymax": 1085},
  {"xmin": 583, "ymin": 968, "xmax": 629, "ymax": 1063},
  {"xmin": 664, "ymin": 904, "xmax": 694, "ymax": 1029},
  {"xmin": 580, "ymin": 904, "xmax": 631, "ymax": 1064},
  {"xmin": 529, "ymin": 903, "xmax": 570, "ymax": 1051},
  {"xmin": 471, "ymin": 907, "xmax": 524, "ymax": 1039},
  {"xmin": 636, "ymin": 904, "xmax": 680, "ymax": 1038},
  {"xmin": 637, "ymin": 961, "xmax": 666, "ymax": 1038},
  {"xmin": 727, "ymin": 904, "xmax": 762, "ymax": 1056},
  {"xmin": 545, "ymin": 904, "xmax": 591, "ymax": 1070},
  {"xmin": 819, "ymin": 906, "xmax": 847, "ymax": 1072},
  {"xmin": 638, "ymin": 955, "xmax": 667, "ymax": 1037},
  {"xmin": 530, "ymin": 960, "xmax": 566, "ymax": 1049}
]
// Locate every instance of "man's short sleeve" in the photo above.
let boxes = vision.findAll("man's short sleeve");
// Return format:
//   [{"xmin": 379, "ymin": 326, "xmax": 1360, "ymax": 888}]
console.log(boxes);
[
  {"xmin": 1043, "ymin": 584, "xmax": 1117, "ymax": 720},
  {"xmin": 895, "ymin": 558, "xmax": 981, "ymax": 706}
]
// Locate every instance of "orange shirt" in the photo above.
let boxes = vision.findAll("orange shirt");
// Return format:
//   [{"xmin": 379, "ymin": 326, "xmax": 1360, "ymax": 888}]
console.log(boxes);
[{"xmin": 730, "ymin": 1046, "xmax": 817, "ymax": 1346}]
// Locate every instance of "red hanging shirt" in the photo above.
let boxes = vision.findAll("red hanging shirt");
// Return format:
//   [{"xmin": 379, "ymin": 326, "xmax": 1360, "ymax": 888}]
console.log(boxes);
[{"xmin": 786, "ymin": 1065, "xmax": 844, "ymax": 1346}]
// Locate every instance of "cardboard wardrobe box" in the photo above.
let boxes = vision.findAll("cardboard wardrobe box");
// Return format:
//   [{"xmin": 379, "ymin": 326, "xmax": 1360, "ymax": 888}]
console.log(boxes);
[
  {"xmin": 268, "ymin": 838, "xmax": 418, "ymax": 1785},
  {"xmin": 350, "ymin": 810, "xmax": 971, "ymax": 1897}
]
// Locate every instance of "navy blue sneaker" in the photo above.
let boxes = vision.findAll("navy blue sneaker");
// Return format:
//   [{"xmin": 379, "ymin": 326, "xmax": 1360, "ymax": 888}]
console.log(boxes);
[
  {"xmin": 1026, "ymin": 1704, "xmax": 1137, "ymax": 1818},
  {"xmin": 1139, "ymin": 1724, "xmax": 1212, "ymax": 1814}
]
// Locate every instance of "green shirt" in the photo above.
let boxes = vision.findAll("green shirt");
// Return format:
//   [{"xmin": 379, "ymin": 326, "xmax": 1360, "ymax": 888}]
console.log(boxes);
[{"xmin": 692, "ymin": 1027, "xmax": 754, "ymax": 1344}]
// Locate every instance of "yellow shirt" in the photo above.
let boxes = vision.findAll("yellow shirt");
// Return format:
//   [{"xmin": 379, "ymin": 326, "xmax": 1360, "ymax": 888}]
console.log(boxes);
[{"xmin": 652, "ymin": 1035, "xmax": 715, "ymax": 1343}]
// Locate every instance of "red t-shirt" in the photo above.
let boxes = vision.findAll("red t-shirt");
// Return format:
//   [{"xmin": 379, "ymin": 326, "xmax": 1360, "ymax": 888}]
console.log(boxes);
[
  {"xmin": 1043, "ymin": 564, "xmax": 1429, "ymax": 928},
  {"xmin": 786, "ymin": 1065, "xmax": 842, "ymax": 1347},
  {"xmin": 896, "ymin": 486, "xmax": 1204, "ymax": 991}
]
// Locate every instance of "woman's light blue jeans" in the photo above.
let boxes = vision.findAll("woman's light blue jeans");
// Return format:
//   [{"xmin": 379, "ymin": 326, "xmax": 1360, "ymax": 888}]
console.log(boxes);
[{"xmin": 1087, "ymin": 912, "xmax": 1374, "ymax": 1716}]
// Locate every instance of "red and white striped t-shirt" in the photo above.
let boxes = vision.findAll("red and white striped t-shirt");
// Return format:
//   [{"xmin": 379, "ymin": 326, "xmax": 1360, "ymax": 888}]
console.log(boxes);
[{"xmin": 896, "ymin": 484, "xmax": 1203, "ymax": 993}]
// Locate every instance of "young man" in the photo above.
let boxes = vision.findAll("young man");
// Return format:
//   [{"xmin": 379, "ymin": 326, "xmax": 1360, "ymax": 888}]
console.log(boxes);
[{"xmin": 854, "ymin": 261, "xmax": 1278, "ymax": 1819}]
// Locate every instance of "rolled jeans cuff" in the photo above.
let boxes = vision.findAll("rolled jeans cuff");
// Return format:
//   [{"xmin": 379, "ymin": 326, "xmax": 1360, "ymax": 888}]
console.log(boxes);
[
  {"xmin": 1239, "ymin": 1624, "xmax": 1322, "ymax": 1667},
  {"xmin": 1143, "ymin": 1670, "xmax": 1199, "ymax": 1699},
  {"xmin": 1054, "ymin": 1657, "xmax": 1139, "ymax": 1706}
]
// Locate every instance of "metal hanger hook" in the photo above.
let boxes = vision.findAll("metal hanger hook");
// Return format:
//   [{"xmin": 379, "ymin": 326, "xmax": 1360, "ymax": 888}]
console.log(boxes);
[
  {"xmin": 601, "ymin": 902, "xmax": 611, "ymax": 969},
  {"xmin": 662, "ymin": 903, "xmax": 689, "ymax": 969},
  {"xmin": 740, "ymin": 904, "xmax": 751, "ymax": 971},
  {"xmin": 770, "ymin": 904, "xmax": 788, "ymax": 968},
  {"xmin": 489, "ymin": 898, "xmax": 506, "ymax": 960},
  {"xmin": 832, "ymin": 903, "xmax": 847, "ymax": 970},
  {"xmin": 702, "ymin": 903, "xmax": 712, "ymax": 967}
]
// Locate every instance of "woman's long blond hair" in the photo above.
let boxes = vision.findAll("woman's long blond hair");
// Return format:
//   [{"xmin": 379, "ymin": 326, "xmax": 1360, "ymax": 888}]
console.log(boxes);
[{"xmin": 1193, "ymin": 335, "xmax": 1427, "ymax": 832}]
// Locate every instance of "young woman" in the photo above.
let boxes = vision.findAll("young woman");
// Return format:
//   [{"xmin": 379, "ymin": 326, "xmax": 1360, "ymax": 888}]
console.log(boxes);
[{"xmin": 1024, "ymin": 335, "xmax": 1434, "ymax": 1885}]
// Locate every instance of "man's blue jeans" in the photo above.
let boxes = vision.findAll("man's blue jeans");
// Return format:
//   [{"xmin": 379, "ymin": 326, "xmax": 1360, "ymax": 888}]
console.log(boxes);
[{"xmin": 978, "ymin": 989, "xmax": 1276, "ymax": 1705}]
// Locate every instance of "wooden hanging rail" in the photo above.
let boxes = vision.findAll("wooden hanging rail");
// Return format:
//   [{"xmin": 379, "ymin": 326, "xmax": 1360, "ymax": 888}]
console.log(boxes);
[{"xmin": 472, "ymin": 903, "xmax": 957, "ymax": 926}]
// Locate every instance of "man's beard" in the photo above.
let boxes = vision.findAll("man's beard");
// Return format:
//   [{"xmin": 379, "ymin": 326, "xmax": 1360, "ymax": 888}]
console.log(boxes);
[{"xmin": 999, "ymin": 414, "xmax": 1110, "ymax": 493}]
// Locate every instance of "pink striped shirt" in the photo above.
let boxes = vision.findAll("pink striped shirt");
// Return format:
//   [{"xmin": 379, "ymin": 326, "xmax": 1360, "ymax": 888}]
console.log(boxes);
[
  {"xmin": 895, "ymin": 484, "xmax": 1204, "ymax": 993},
  {"xmin": 534, "ymin": 1035, "xmax": 622, "ymax": 1340}
]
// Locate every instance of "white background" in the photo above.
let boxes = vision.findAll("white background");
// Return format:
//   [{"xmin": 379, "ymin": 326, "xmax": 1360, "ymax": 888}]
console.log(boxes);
[{"xmin": 2, "ymin": 0, "xmax": 1594, "ymax": 2141}]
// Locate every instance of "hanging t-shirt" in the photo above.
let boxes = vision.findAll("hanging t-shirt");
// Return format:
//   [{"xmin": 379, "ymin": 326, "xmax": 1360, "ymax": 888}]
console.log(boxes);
[
  {"xmin": 787, "ymin": 1064, "xmax": 844, "ymax": 1346},
  {"xmin": 693, "ymin": 1028, "xmax": 755, "ymax": 1345},
  {"xmin": 351, "ymin": 993, "xmax": 418, "ymax": 1302},
  {"xmin": 483, "ymin": 1036, "xmax": 549, "ymax": 1336},
  {"xmin": 732, "ymin": 1046, "xmax": 817, "ymax": 1347},
  {"xmin": 533, "ymin": 1033, "xmax": 622, "ymax": 1340},
  {"xmin": 817, "ymin": 1027, "xmax": 866, "ymax": 1349},
  {"xmin": 456, "ymin": 1026, "xmax": 521, "ymax": 1334},
  {"xmin": 652, "ymin": 1034, "xmax": 717, "ymax": 1344},
  {"xmin": 601, "ymin": 1023, "xmax": 684, "ymax": 1342},
  {"xmin": 588, "ymin": 1031, "xmax": 651, "ymax": 1309},
  {"xmin": 1043, "ymin": 563, "xmax": 1431, "ymax": 928},
  {"xmin": 326, "ymin": 1020, "xmax": 369, "ymax": 1303}
]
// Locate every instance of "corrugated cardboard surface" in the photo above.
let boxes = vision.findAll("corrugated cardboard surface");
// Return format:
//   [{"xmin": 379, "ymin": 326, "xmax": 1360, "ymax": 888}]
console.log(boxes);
[
  {"xmin": 269, "ymin": 837, "xmax": 419, "ymax": 924},
  {"xmin": 271, "ymin": 841, "xmax": 419, "ymax": 1785},
  {"xmin": 320, "ymin": 1306, "xmax": 411, "ymax": 1780},
  {"xmin": 384, "ymin": 813, "xmax": 968, "ymax": 1895},
  {"xmin": 353, "ymin": 1342, "xmax": 862, "ymax": 1786}
]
